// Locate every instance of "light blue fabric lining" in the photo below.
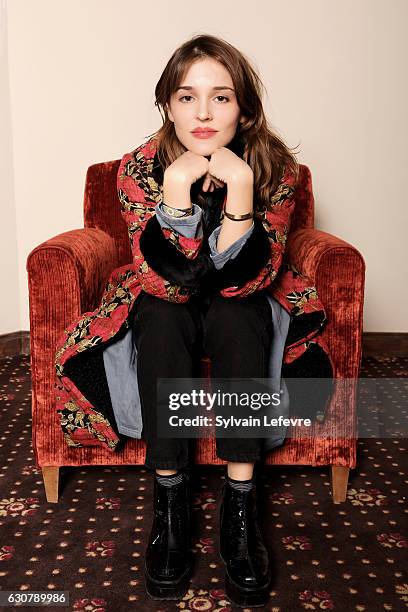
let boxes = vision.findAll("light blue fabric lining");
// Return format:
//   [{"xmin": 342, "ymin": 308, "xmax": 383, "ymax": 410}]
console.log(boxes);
[
  {"xmin": 102, "ymin": 328, "xmax": 143, "ymax": 437},
  {"xmin": 207, "ymin": 221, "xmax": 254, "ymax": 269},
  {"xmin": 155, "ymin": 202, "xmax": 204, "ymax": 239}
]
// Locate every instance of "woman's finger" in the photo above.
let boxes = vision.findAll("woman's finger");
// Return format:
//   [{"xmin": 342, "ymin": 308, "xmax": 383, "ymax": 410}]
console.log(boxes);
[
  {"xmin": 202, "ymin": 173, "xmax": 211, "ymax": 191},
  {"xmin": 202, "ymin": 172, "xmax": 224, "ymax": 192},
  {"xmin": 212, "ymin": 177, "xmax": 225, "ymax": 188}
]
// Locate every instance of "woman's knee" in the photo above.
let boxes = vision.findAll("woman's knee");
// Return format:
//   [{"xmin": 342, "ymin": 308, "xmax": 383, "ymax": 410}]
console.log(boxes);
[
  {"xmin": 203, "ymin": 293, "xmax": 273, "ymax": 356},
  {"xmin": 204, "ymin": 294, "xmax": 270, "ymax": 335},
  {"xmin": 133, "ymin": 292, "xmax": 199, "ymax": 344}
]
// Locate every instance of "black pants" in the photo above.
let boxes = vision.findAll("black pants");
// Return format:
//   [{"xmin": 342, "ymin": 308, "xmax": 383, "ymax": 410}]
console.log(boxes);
[{"xmin": 132, "ymin": 289, "xmax": 274, "ymax": 470}]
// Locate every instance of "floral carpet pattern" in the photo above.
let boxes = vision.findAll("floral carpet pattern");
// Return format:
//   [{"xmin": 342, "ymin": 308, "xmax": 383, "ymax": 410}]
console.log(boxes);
[{"xmin": 0, "ymin": 355, "xmax": 406, "ymax": 611}]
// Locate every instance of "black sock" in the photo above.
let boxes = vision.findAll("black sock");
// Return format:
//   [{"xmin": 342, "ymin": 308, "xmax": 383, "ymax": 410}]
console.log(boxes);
[
  {"xmin": 155, "ymin": 471, "xmax": 183, "ymax": 487},
  {"xmin": 226, "ymin": 474, "xmax": 254, "ymax": 492}
]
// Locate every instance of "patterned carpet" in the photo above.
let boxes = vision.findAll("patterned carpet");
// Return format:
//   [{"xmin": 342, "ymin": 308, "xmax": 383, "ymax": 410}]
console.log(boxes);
[{"xmin": 0, "ymin": 354, "xmax": 407, "ymax": 611}]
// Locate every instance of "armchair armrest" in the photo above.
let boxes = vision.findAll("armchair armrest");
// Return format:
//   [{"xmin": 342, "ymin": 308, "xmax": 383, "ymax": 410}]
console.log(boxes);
[
  {"xmin": 27, "ymin": 227, "xmax": 120, "ymax": 319},
  {"xmin": 286, "ymin": 228, "xmax": 366, "ymax": 377},
  {"xmin": 286, "ymin": 228, "xmax": 364, "ymax": 282},
  {"xmin": 26, "ymin": 228, "xmax": 119, "ymax": 464}
]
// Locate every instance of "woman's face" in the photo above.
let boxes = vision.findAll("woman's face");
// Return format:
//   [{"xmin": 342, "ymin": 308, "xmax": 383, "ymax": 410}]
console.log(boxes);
[{"xmin": 166, "ymin": 58, "xmax": 243, "ymax": 155}]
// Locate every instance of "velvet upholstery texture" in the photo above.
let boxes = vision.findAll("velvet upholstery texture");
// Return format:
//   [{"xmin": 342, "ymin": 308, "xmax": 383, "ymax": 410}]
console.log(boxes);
[{"xmin": 27, "ymin": 155, "xmax": 365, "ymax": 472}]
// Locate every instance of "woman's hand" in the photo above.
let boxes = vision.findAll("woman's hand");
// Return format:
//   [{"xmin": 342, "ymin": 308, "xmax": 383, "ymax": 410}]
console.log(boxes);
[
  {"xmin": 164, "ymin": 147, "xmax": 253, "ymax": 194},
  {"xmin": 164, "ymin": 150, "xmax": 210, "ymax": 187},
  {"xmin": 208, "ymin": 147, "xmax": 253, "ymax": 187},
  {"xmin": 165, "ymin": 150, "xmax": 224, "ymax": 192}
]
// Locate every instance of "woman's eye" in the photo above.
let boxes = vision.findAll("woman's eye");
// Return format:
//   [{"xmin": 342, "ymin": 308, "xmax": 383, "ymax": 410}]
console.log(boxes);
[{"xmin": 179, "ymin": 95, "xmax": 229, "ymax": 102}]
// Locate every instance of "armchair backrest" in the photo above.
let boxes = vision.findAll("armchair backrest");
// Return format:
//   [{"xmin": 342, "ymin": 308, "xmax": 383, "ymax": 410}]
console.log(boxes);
[{"xmin": 83, "ymin": 160, "xmax": 314, "ymax": 267}]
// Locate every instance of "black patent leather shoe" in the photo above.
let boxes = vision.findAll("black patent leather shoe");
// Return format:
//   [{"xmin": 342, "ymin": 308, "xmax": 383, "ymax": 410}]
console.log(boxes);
[
  {"xmin": 219, "ymin": 478, "xmax": 272, "ymax": 607},
  {"xmin": 144, "ymin": 471, "xmax": 193, "ymax": 600}
]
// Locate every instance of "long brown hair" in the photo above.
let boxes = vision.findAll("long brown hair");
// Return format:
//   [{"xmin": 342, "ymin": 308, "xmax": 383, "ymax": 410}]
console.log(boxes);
[{"xmin": 146, "ymin": 34, "xmax": 300, "ymax": 212}]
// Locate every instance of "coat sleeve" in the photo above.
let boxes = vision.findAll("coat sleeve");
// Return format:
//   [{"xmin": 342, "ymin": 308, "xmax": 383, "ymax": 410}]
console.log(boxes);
[
  {"xmin": 211, "ymin": 166, "xmax": 297, "ymax": 298},
  {"xmin": 117, "ymin": 151, "xmax": 212, "ymax": 303}
]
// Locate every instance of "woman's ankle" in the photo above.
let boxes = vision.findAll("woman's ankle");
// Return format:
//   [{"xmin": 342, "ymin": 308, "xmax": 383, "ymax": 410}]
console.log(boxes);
[{"xmin": 156, "ymin": 469, "xmax": 178, "ymax": 476}]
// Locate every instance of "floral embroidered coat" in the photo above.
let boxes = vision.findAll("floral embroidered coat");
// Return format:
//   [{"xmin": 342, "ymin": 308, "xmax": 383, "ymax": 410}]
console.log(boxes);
[{"xmin": 54, "ymin": 136, "xmax": 334, "ymax": 453}]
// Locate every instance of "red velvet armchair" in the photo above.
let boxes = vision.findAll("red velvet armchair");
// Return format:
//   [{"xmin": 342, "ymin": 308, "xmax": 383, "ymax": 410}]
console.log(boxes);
[{"xmin": 26, "ymin": 159, "xmax": 365, "ymax": 504}]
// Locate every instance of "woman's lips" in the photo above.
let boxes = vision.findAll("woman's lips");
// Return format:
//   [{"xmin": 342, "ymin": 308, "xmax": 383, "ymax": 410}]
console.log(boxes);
[{"xmin": 191, "ymin": 131, "xmax": 217, "ymax": 139}]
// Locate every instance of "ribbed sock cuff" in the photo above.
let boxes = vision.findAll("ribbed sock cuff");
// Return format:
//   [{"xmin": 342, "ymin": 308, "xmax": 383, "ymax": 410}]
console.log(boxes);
[
  {"xmin": 226, "ymin": 474, "xmax": 254, "ymax": 492},
  {"xmin": 155, "ymin": 471, "xmax": 183, "ymax": 487}
]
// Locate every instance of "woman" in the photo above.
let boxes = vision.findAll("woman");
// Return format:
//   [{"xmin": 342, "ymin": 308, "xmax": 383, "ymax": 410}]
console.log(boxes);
[{"xmin": 121, "ymin": 34, "xmax": 300, "ymax": 606}]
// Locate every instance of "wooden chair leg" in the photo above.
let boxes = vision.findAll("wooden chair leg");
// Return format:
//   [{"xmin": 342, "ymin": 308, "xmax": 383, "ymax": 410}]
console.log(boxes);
[
  {"xmin": 330, "ymin": 466, "xmax": 349, "ymax": 503},
  {"xmin": 42, "ymin": 467, "xmax": 60, "ymax": 503}
]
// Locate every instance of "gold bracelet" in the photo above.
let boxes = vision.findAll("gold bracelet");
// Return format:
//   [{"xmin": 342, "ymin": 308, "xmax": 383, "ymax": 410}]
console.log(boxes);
[
  {"xmin": 223, "ymin": 209, "xmax": 253, "ymax": 221},
  {"xmin": 161, "ymin": 202, "xmax": 193, "ymax": 217}
]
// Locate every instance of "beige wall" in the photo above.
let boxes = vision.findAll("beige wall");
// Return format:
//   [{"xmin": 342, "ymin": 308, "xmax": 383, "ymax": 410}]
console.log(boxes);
[
  {"xmin": 1, "ymin": 0, "xmax": 19, "ymax": 334},
  {"xmin": 3, "ymin": 0, "xmax": 408, "ymax": 334}
]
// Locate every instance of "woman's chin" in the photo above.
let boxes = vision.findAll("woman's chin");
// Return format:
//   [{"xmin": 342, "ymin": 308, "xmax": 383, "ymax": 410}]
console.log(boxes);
[{"xmin": 188, "ymin": 141, "xmax": 217, "ymax": 156}]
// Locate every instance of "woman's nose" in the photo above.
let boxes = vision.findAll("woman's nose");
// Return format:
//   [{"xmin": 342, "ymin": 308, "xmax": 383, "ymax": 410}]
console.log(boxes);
[{"xmin": 197, "ymin": 107, "xmax": 212, "ymax": 120}]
